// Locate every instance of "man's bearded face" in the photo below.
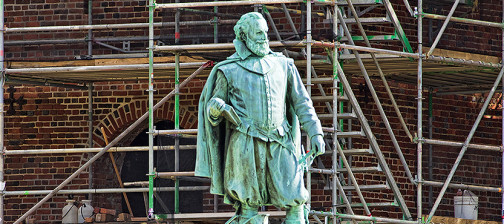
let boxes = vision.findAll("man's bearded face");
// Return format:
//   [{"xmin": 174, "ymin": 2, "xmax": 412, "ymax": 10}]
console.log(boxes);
[{"xmin": 245, "ymin": 19, "xmax": 270, "ymax": 57}]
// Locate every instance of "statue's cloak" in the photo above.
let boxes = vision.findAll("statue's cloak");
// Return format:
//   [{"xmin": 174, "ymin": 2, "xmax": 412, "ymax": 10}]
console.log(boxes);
[{"xmin": 195, "ymin": 40, "xmax": 302, "ymax": 195}]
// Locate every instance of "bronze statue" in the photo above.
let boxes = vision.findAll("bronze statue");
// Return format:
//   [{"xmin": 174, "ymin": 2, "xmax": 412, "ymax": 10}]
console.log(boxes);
[{"xmin": 196, "ymin": 12, "xmax": 325, "ymax": 224}]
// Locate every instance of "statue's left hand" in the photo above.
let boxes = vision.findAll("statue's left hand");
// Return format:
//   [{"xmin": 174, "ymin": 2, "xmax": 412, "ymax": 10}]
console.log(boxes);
[{"xmin": 310, "ymin": 135, "xmax": 325, "ymax": 157}]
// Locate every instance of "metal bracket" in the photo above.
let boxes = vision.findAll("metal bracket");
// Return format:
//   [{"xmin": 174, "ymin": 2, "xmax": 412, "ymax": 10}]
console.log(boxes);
[
  {"xmin": 0, "ymin": 181, "xmax": 6, "ymax": 192},
  {"xmin": 412, "ymin": 136, "xmax": 425, "ymax": 144},
  {"xmin": 122, "ymin": 41, "xmax": 131, "ymax": 51}
]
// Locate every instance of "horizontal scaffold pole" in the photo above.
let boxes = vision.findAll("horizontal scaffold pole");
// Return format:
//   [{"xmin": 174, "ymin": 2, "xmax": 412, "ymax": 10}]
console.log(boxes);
[
  {"xmin": 309, "ymin": 211, "xmax": 418, "ymax": 224},
  {"xmin": 3, "ymin": 145, "xmax": 196, "ymax": 155},
  {"xmin": 154, "ymin": 41, "xmax": 304, "ymax": 52},
  {"xmin": 423, "ymin": 13, "xmax": 504, "ymax": 29},
  {"xmin": 163, "ymin": 127, "xmax": 343, "ymax": 135},
  {"xmin": 3, "ymin": 186, "xmax": 209, "ymax": 196},
  {"xmin": 336, "ymin": 43, "xmax": 502, "ymax": 68},
  {"xmin": 155, "ymin": 0, "xmax": 333, "ymax": 9},
  {"xmin": 12, "ymin": 61, "xmax": 213, "ymax": 224},
  {"xmin": 423, "ymin": 138, "xmax": 501, "ymax": 152},
  {"xmin": 5, "ymin": 62, "xmax": 206, "ymax": 74},
  {"xmin": 155, "ymin": 127, "xmax": 338, "ymax": 135},
  {"xmin": 5, "ymin": 20, "xmax": 238, "ymax": 33},
  {"xmin": 156, "ymin": 171, "xmax": 195, "ymax": 179},
  {"xmin": 422, "ymin": 181, "xmax": 502, "ymax": 193},
  {"xmin": 154, "ymin": 129, "xmax": 198, "ymax": 135}
]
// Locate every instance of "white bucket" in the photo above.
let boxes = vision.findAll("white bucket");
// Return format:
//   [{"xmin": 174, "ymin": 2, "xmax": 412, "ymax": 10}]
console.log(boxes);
[{"xmin": 454, "ymin": 190, "xmax": 478, "ymax": 220}]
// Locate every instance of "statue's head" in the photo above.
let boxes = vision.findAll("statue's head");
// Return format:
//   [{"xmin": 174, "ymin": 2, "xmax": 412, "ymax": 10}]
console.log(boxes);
[{"xmin": 234, "ymin": 12, "xmax": 271, "ymax": 57}]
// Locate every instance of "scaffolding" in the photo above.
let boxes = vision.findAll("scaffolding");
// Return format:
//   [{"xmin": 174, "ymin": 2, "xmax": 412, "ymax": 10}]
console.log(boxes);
[{"xmin": 0, "ymin": 0, "xmax": 503, "ymax": 223}]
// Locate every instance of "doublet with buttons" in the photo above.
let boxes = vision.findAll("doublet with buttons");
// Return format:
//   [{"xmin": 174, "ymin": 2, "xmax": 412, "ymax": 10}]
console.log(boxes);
[{"xmin": 206, "ymin": 43, "xmax": 323, "ymax": 208}]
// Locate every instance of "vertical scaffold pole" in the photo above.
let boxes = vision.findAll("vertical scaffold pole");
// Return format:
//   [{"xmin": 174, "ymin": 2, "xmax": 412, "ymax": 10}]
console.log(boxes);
[
  {"xmin": 148, "ymin": 0, "xmax": 155, "ymax": 219},
  {"xmin": 174, "ymin": 0, "xmax": 181, "ymax": 214},
  {"xmin": 87, "ymin": 0, "xmax": 92, "ymax": 55},
  {"xmin": 213, "ymin": 0, "xmax": 218, "ymax": 44},
  {"xmin": 501, "ymin": 0, "xmax": 504, "ymax": 221},
  {"xmin": 332, "ymin": 9, "xmax": 338, "ymax": 224},
  {"xmin": 416, "ymin": 0, "xmax": 423, "ymax": 222},
  {"xmin": 174, "ymin": 52, "xmax": 180, "ymax": 214},
  {"xmin": 0, "ymin": 0, "xmax": 5, "ymax": 222},
  {"xmin": 213, "ymin": 2, "xmax": 219, "ymax": 211},
  {"xmin": 428, "ymin": 88, "xmax": 433, "ymax": 209},
  {"xmin": 88, "ymin": 82, "xmax": 94, "ymax": 202},
  {"xmin": 306, "ymin": 0, "xmax": 312, "ymax": 210},
  {"xmin": 332, "ymin": 3, "xmax": 338, "ymax": 224},
  {"xmin": 175, "ymin": 0, "xmax": 180, "ymax": 44}
]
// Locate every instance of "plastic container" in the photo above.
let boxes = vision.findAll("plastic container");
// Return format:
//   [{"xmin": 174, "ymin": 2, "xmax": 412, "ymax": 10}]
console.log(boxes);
[
  {"xmin": 78, "ymin": 200, "xmax": 94, "ymax": 223},
  {"xmin": 62, "ymin": 200, "xmax": 78, "ymax": 224},
  {"xmin": 454, "ymin": 190, "xmax": 478, "ymax": 220}
]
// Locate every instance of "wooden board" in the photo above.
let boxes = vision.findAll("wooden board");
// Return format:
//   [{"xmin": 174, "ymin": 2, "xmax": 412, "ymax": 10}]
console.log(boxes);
[
  {"xmin": 425, "ymin": 47, "xmax": 501, "ymax": 65},
  {"xmin": 427, "ymin": 216, "xmax": 500, "ymax": 224}
]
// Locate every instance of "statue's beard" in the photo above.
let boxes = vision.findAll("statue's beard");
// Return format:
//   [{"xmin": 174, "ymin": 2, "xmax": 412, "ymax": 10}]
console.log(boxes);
[{"xmin": 246, "ymin": 39, "xmax": 270, "ymax": 57}]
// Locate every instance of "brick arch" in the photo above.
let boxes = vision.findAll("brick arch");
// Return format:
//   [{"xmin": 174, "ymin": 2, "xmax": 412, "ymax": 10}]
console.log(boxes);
[{"xmin": 91, "ymin": 99, "xmax": 199, "ymax": 147}]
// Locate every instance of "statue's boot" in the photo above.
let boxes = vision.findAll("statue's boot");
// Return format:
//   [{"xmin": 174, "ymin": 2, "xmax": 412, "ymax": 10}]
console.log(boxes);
[
  {"xmin": 238, "ymin": 206, "xmax": 266, "ymax": 224},
  {"xmin": 284, "ymin": 206, "xmax": 305, "ymax": 224}
]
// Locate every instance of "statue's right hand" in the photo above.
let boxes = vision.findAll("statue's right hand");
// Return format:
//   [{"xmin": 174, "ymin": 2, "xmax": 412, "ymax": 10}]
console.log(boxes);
[{"xmin": 208, "ymin": 98, "xmax": 226, "ymax": 118}]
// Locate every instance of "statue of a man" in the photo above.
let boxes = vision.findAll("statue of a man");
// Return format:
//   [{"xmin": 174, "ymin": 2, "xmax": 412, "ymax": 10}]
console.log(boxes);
[{"xmin": 196, "ymin": 12, "xmax": 325, "ymax": 224}]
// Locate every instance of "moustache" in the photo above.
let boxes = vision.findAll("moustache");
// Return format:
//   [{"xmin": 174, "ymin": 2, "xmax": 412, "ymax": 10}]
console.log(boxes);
[{"xmin": 254, "ymin": 40, "xmax": 268, "ymax": 44}]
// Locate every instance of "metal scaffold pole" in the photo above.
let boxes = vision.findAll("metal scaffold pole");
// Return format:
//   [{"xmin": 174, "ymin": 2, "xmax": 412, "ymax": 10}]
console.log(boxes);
[
  {"xmin": 0, "ymin": 0, "xmax": 4, "ymax": 222},
  {"xmin": 88, "ymin": 82, "xmax": 94, "ymax": 202},
  {"xmin": 211, "ymin": 2, "xmax": 220, "ymax": 214},
  {"xmin": 87, "ymin": 0, "xmax": 92, "ymax": 55},
  {"xmin": 5, "ymin": 21, "xmax": 238, "ymax": 33},
  {"xmin": 501, "ymin": 0, "xmax": 504, "ymax": 221},
  {"xmin": 155, "ymin": 0, "xmax": 307, "ymax": 9},
  {"xmin": 416, "ymin": 0, "xmax": 423, "ymax": 222},
  {"xmin": 174, "ymin": 0, "xmax": 181, "ymax": 214},
  {"xmin": 4, "ymin": 186, "xmax": 210, "ymax": 196},
  {"xmin": 213, "ymin": 0, "xmax": 218, "ymax": 43},
  {"xmin": 428, "ymin": 88, "xmax": 433, "ymax": 209},
  {"xmin": 332, "ymin": 3, "xmax": 338, "ymax": 224},
  {"xmin": 3, "ymin": 145, "xmax": 196, "ymax": 155},
  {"xmin": 174, "ymin": 52, "xmax": 181, "ymax": 215},
  {"xmin": 306, "ymin": 0, "xmax": 312, "ymax": 211},
  {"xmin": 148, "ymin": 0, "xmax": 155, "ymax": 219}
]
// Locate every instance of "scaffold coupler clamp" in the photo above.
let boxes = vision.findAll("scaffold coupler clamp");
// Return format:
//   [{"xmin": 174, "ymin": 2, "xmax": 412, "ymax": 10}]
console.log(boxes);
[
  {"xmin": 0, "ymin": 181, "xmax": 5, "ymax": 194},
  {"xmin": 205, "ymin": 61, "xmax": 215, "ymax": 68},
  {"xmin": 1, "ymin": 70, "xmax": 5, "ymax": 84},
  {"xmin": 413, "ymin": 7, "xmax": 422, "ymax": 18},
  {"xmin": 414, "ymin": 175, "xmax": 421, "ymax": 185},
  {"xmin": 147, "ymin": 208, "xmax": 154, "ymax": 220},
  {"xmin": 412, "ymin": 133, "xmax": 424, "ymax": 144}
]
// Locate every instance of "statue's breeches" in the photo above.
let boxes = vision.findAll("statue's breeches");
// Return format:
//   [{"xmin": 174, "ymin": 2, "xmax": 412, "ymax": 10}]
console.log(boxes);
[{"xmin": 223, "ymin": 130, "xmax": 309, "ymax": 208}]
